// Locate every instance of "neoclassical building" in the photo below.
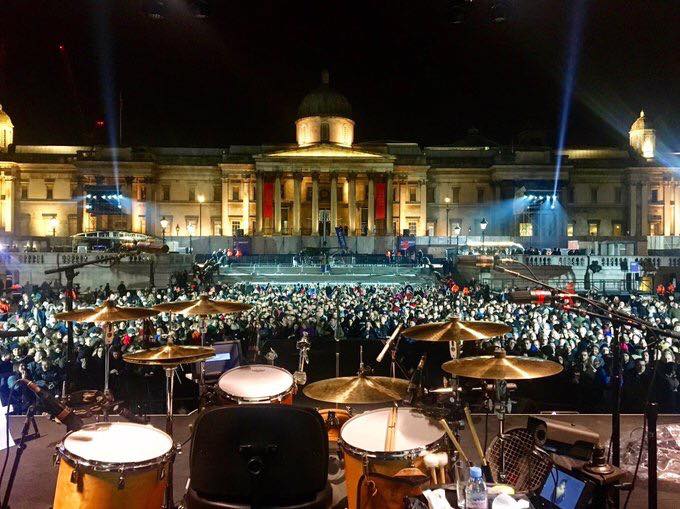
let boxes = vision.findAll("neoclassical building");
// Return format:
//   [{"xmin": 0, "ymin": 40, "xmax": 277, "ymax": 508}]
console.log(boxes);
[{"xmin": 0, "ymin": 74, "xmax": 678, "ymax": 253}]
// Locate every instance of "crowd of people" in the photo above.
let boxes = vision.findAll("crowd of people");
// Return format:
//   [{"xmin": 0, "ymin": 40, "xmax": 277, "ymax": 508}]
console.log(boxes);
[{"xmin": 0, "ymin": 278, "xmax": 679, "ymax": 414}]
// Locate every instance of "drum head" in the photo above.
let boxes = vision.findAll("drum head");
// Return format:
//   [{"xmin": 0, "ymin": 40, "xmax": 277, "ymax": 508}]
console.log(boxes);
[
  {"xmin": 63, "ymin": 422, "xmax": 173, "ymax": 464},
  {"xmin": 340, "ymin": 407, "xmax": 444, "ymax": 453},
  {"xmin": 218, "ymin": 365, "xmax": 293, "ymax": 400}
]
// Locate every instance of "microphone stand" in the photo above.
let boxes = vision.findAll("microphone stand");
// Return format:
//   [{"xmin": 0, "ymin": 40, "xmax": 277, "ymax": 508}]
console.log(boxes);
[
  {"xmin": 1, "ymin": 405, "xmax": 40, "ymax": 509},
  {"xmin": 494, "ymin": 260, "xmax": 676, "ymax": 507}
]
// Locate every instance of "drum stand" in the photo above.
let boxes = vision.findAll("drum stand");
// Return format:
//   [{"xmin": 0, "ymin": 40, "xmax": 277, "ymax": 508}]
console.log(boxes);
[{"xmin": 164, "ymin": 366, "xmax": 178, "ymax": 509}]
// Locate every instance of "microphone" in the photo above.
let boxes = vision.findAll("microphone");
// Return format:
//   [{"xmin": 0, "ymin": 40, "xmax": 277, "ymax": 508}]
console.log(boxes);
[
  {"xmin": 376, "ymin": 324, "xmax": 403, "ymax": 363},
  {"xmin": 16, "ymin": 380, "xmax": 83, "ymax": 431},
  {"xmin": 456, "ymin": 255, "xmax": 495, "ymax": 269},
  {"xmin": 406, "ymin": 354, "xmax": 427, "ymax": 404},
  {"xmin": 508, "ymin": 290, "xmax": 572, "ymax": 304}
]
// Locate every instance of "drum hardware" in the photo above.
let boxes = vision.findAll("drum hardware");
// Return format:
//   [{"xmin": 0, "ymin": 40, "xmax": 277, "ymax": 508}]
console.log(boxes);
[
  {"xmin": 293, "ymin": 335, "xmax": 310, "ymax": 385},
  {"xmin": 0, "ymin": 404, "xmax": 40, "ymax": 509},
  {"xmin": 405, "ymin": 353, "xmax": 427, "ymax": 405},
  {"xmin": 264, "ymin": 347, "xmax": 278, "ymax": 365},
  {"xmin": 124, "ymin": 340, "xmax": 214, "ymax": 509}
]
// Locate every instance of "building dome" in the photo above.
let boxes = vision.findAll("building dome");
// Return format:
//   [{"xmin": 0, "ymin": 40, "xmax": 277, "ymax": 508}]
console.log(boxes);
[
  {"xmin": 297, "ymin": 71, "xmax": 352, "ymax": 119},
  {"xmin": 0, "ymin": 104, "xmax": 13, "ymax": 153},
  {"xmin": 630, "ymin": 110, "xmax": 652, "ymax": 131},
  {"xmin": 0, "ymin": 105, "xmax": 13, "ymax": 128},
  {"xmin": 629, "ymin": 109, "xmax": 655, "ymax": 159}
]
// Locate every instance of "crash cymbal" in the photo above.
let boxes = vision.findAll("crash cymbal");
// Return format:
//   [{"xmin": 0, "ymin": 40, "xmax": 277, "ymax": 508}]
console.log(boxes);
[
  {"xmin": 55, "ymin": 300, "xmax": 159, "ymax": 323},
  {"xmin": 153, "ymin": 294, "xmax": 252, "ymax": 316},
  {"xmin": 303, "ymin": 375, "xmax": 409, "ymax": 404},
  {"xmin": 441, "ymin": 350, "xmax": 563, "ymax": 380},
  {"xmin": 402, "ymin": 319, "xmax": 512, "ymax": 342},
  {"xmin": 123, "ymin": 341, "xmax": 215, "ymax": 366}
]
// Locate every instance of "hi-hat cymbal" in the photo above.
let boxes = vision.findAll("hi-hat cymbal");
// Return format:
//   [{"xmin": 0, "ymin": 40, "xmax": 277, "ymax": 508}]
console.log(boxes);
[
  {"xmin": 55, "ymin": 300, "xmax": 159, "ymax": 323},
  {"xmin": 303, "ymin": 375, "xmax": 409, "ymax": 404},
  {"xmin": 442, "ymin": 350, "xmax": 563, "ymax": 380},
  {"xmin": 153, "ymin": 294, "xmax": 252, "ymax": 316},
  {"xmin": 402, "ymin": 319, "xmax": 512, "ymax": 342},
  {"xmin": 123, "ymin": 342, "xmax": 215, "ymax": 366}
]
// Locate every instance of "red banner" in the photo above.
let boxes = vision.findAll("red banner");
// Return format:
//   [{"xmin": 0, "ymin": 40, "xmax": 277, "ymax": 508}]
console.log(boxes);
[
  {"xmin": 374, "ymin": 182, "xmax": 386, "ymax": 220},
  {"xmin": 263, "ymin": 182, "xmax": 274, "ymax": 219}
]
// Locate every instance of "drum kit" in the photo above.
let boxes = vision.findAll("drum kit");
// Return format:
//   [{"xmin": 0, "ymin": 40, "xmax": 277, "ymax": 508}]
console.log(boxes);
[{"xmin": 46, "ymin": 297, "xmax": 564, "ymax": 509}]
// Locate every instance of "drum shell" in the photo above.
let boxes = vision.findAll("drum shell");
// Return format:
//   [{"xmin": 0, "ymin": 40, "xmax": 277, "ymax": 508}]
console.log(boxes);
[
  {"xmin": 52, "ymin": 452, "xmax": 170, "ymax": 509},
  {"xmin": 339, "ymin": 409, "xmax": 447, "ymax": 509},
  {"xmin": 318, "ymin": 408, "xmax": 351, "ymax": 443}
]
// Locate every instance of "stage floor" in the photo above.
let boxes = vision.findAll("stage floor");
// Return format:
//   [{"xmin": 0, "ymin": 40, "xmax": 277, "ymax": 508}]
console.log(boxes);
[{"xmin": 0, "ymin": 413, "xmax": 678, "ymax": 508}]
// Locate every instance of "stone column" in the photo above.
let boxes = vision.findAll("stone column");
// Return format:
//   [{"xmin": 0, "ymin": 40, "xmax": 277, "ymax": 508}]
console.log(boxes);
[
  {"xmin": 82, "ymin": 188, "xmax": 90, "ymax": 232},
  {"xmin": 255, "ymin": 174, "xmax": 263, "ymax": 235},
  {"xmin": 347, "ymin": 175, "xmax": 356, "ymax": 235},
  {"xmin": 628, "ymin": 182, "xmax": 637, "ymax": 236},
  {"xmin": 274, "ymin": 174, "xmax": 282, "ymax": 234},
  {"xmin": 367, "ymin": 176, "xmax": 375, "ymax": 235},
  {"xmin": 330, "ymin": 173, "xmax": 338, "ymax": 229},
  {"xmin": 241, "ymin": 177, "xmax": 250, "ymax": 235},
  {"xmin": 641, "ymin": 182, "xmax": 649, "ymax": 235},
  {"xmin": 399, "ymin": 180, "xmax": 407, "ymax": 235},
  {"xmin": 675, "ymin": 183, "xmax": 680, "ymax": 235},
  {"xmin": 311, "ymin": 173, "xmax": 319, "ymax": 235},
  {"xmin": 293, "ymin": 174, "xmax": 302, "ymax": 235},
  {"xmin": 419, "ymin": 180, "xmax": 427, "ymax": 236},
  {"xmin": 664, "ymin": 182, "xmax": 672, "ymax": 236},
  {"xmin": 386, "ymin": 174, "xmax": 394, "ymax": 235},
  {"xmin": 145, "ymin": 179, "xmax": 158, "ymax": 236},
  {"xmin": 222, "ymin": 177, "xmax": 231, "ymax": 235},
  {"xmin": 75, "ymin": 177, "xmax": 84, "ymax": 234}
]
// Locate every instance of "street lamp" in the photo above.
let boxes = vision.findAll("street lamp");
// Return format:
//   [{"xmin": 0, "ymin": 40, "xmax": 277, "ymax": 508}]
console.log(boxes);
[
  {"xmin": 175, "ymin": 224, "xmax": 180, "ymax": 237},
  {"xmin": 197, "ymin": 194, "xmax": 205, "ymax": 236},
  {"xmin": 187, "ymin": 223, "xmax": 195, "ymax": 253},
  {"xmin": 160, "ymin": 217, "xmax": 169, "ymax": 245},
  {"xmin": 49, "ymin": 217, "xmax": 58, "ymax": 237},
  {"xmin": 445, "ymin": 197, "xmax": 451, "ymax": 243},
  {"xmin": 480, "ymin": 217, "xmax": 488, "ymax": 249},
  {"xmin": 453, "ymin": 223, "xmax": 461, "ymax": 255}
]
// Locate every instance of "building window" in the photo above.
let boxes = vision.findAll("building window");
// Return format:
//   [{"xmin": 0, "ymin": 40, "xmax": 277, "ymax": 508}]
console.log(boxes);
[
  {"xmin": 46, "ymin": 184, "xmax": 53, "ymax": 201},
  {"xmin": 477, "ymin": 188, "xmax": 484, "ymax": 203},
  {"xmin": 212, "ymin": 218, "xmax": 222, "ymax": 236},
  {"xmin": 231, "ymin": 220, "xmax": 241, "ymax": 234},
  {"xmin": 426, "ymin": 187, "xmax": 435, "ymax": 203},
  {"xmin": 161, "ymin": 185, "xmax": 170, "ymax": 201},
  {"xmin": 137, "ymin": 215, "xmax": 146, "ymax": 234},
  {"xmin": 394, "ymin": 186, "xmax": 399, "ymax": 203},
  {"xmin": 21, "ymin": 183, "xmax": 28, "ymax": 200},
  {"xmin": 566, "ymin": 223, "xmax": 574, "ymax": 237},
  {"xmin": 408, "ymin": 185, "xmax": 417, "ymax": 203},
  {"xmin": 612, "ymin": 221, "xmax": 622, "ymax": 236},
  {"xmin": 519, "ymin": 222, "xmax": 533, "ymax": 237},
  {"xmin": 188, "ymin": 185, "xmax": 196, "ymax": 202},
  {"xmin": 306, "ymin": 185, "xmax": 313, "ymax": 202},
  {"xmin": 320, "ymin": 122, "xmax": 329, "ymax": 142},
  {"xmin": 231, "ymin": 185, "xmax": 240, "ymax": 202},
  {"xmin": 408, "ymin": 221, "xmax": 418, "ymax": 234},
  {"xmin": 568, "ymin": 187, "xmax": 575, "ymax": 203},
  {"xmin": 588, "ymin": 220, "xmax": 600, "ymax": 236},
  {"xmin": 451, "ymin": 187, "xmax": 460, "ymax": 204},
  {"xmin": 649, "ymin": 222, "xmax": 660, "ymax": 235},
  {"xmin": 651, "ymin": 189, "xmax": 659, "ymax": 202},
  {"xmin": 614, "ymin": 187, "xmax": 622, "ymax": 203},
  {"xmin": 214, "ymin": 184, "xmax": 222, "ymax": 202},
  {"xmin": 590, "ymin": 187, "xmax": 598, "ymax": 204}
]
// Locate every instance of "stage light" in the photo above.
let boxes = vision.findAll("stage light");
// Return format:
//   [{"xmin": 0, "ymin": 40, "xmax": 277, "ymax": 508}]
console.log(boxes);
[{"xmin": 58, "ymin": 44, "xmax": 65, "ymax": 52}]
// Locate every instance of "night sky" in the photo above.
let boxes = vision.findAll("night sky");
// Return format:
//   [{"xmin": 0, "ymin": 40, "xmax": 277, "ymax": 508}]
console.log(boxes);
[{"xmin": 1, "ymin": 1, "xmax": 679, "ymax": 149}]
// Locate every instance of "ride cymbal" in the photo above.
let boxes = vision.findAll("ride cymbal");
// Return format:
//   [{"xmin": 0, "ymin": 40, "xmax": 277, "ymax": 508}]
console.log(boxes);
[
  {"xmin": 55, "ymin": 300, "xmax": 160, "ymax": 323},
  {"xmin": 403, "ymin": 319, "xmax": 512, "ymax": 342},
  {"xmin": 123, "ymin": 341, "xmax": 215, "ymax": 366},
  {"xmin": 153, "ymin": 294, "xmax": 252, "ymax": 316},
  {"xmin": 442, "ymin": 350, "xmax": 563, "ymax": 380},
  {"xmin": 303, "ymin": 375, "xmax": 409, "ymax": 404}
]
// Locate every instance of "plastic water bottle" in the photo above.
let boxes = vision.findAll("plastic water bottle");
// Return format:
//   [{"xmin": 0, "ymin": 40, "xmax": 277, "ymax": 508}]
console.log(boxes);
[{"xmin": 465, "ymin": 466, "xmax": 488, "ymax": 509}]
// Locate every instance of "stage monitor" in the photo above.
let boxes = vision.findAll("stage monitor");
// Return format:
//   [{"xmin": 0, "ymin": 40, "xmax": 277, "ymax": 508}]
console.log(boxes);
[
  {"xmin": 198, "ymin": 340, "xmax": 242, "ymax": 379},
  {"xmin": 538, "ymin": 466, "xmax": 593, "ymax": 509}
]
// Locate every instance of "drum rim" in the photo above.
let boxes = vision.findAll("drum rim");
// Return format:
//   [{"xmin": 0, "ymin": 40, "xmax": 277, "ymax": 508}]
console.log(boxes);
[
  {"xmin": 338, "ymin": 407, "xmax": 447, "ymax": 461},
  {"xmin": 218, "ymin": 364, "xmax": 294, "ymax": 402},
  {"xmin": 56, "ymin": 422, "xmax": 175, "ymax": 473}
]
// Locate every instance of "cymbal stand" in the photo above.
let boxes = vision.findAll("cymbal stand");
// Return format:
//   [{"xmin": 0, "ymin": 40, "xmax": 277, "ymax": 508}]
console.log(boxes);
[
  {"xmin": 487, "ymin": 380, "xmax": 514, "ymax": 483},
  {"xmin": 198, "ymin": 317, "xmax": 208, "ymax": 395},
  {"xmin": 102, "ymin": 322, "xmax": 114, "ymax": 422},
  {"xmin": 164, "ymin": 366, "xmax": 178, "ymax": 509}
]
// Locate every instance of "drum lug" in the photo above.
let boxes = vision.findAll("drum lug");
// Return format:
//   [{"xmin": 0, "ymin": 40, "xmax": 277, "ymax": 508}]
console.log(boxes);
[
  {"xmin": 52, "ymin": 453, "xmax": 60, "ymax": 467},
  {"xmin": 70, "ymin": 464, "xmax": 82, "ymax": 491}
]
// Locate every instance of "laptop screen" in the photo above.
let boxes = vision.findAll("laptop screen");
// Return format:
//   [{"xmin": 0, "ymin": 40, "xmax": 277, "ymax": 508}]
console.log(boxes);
[
  {"xmin": 203, "ymin": 341, "xmax": 241, "ymax": 377},
  {"xmin": 539, "ymin": 467, "xmax": 587, "ymax": 509}
]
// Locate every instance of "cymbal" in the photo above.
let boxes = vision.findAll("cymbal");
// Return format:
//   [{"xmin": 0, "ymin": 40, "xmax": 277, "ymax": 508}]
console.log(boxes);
[
  {"xmin": 441, "ymin": 350, "xmax": 563, "ymax": 380},
  {"xmin": 153, "ymin": 294, "xmax": 252, "ymax": 316},
  {"xmin": 123, "ymin": 341, "xmax": 215, "ymax": 366},
  {"xmin": 54, "ymin": 300, "xmax": 159, "ymax": 323},
  {"xmin": 303, "ymin": 375, "xmax": 409, "ymax": 404},
  {"xmin": 402, "ymin": 319, "xmax": 512, "ymax": 342}
]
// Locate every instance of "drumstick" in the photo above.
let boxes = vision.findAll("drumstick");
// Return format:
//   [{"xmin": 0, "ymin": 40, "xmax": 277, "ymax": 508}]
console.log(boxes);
[
  {"xmin": 385, "ymin": 406, "xmax": 398, "ymax": 452},
  {"xmin": 463, "ymin": 406, "xmax": 487, "ymax": 466},
  {"xmin": 439, "ymin": 419, "xmax": 469, "ymax": 464}
]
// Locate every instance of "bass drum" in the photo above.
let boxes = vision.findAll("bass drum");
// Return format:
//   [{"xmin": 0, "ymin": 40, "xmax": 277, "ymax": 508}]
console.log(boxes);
[
  {"xmin": 218, "ymin": 364, "xmax": 295, "ymax": 404},
  {"xmin": 53, "ymin": 422, "xmax": 174, "ymax": 509},
  {"xmin": 339, "ymin": 407, "xmax": 447, "ymax": 509}
]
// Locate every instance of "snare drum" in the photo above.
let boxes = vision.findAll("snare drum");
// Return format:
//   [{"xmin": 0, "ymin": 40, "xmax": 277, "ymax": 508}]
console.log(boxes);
[
  {"xmin": 218, "ymin": 364, "xmax": 295, "ymax": 404},
  {"xmin": 339, "ymin": 407, "xmax": 447, "ymax": 509},
  {"xmin": 53, "ymin": 422, "xmax": 174, "ymax": 509}
]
